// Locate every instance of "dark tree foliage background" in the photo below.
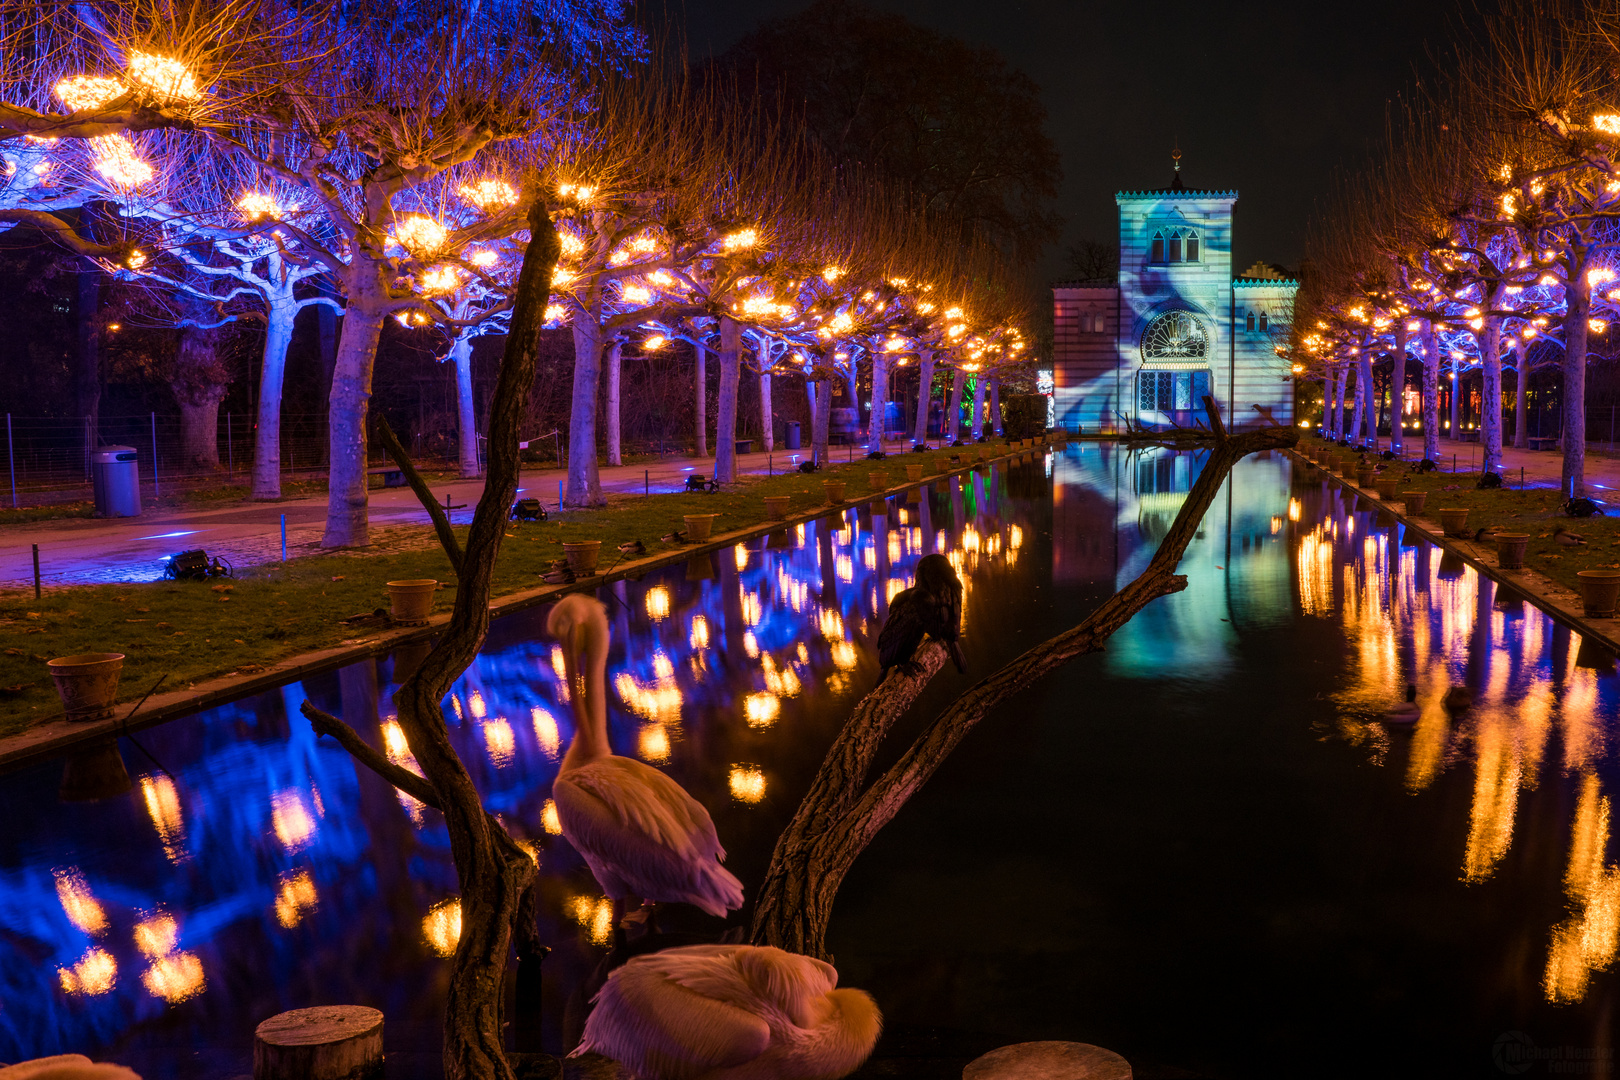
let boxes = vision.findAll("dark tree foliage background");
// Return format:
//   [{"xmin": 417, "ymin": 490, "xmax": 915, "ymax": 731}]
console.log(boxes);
[{"xmin": 713, "ymin": 0, "xmax": 1062, "ymax": 264}]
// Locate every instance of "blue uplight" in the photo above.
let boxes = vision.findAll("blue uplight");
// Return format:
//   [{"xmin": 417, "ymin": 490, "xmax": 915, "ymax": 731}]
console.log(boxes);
[{"xmin": 139, "ymin": 530, "xmax": 199, "ymax": 540}]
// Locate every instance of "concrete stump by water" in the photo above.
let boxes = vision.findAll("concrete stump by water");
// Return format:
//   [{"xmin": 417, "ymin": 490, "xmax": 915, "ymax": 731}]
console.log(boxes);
[
  {"xmin": 963, "ymin": 1041, "xmax": 1131, "ymax": 1080},
  {"xmin": 254, "ymin": 1005, "xmax": 383, "ymax": 1080}
]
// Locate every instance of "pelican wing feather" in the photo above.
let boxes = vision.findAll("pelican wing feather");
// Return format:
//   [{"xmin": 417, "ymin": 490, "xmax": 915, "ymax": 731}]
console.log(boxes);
[
  {"xmin": 555, "ymin": 758, "xmax": 744, "ymax": 914},
  {"xmin": 578, "ymin": 950, "xmax": 771, "ymax": 1079}
]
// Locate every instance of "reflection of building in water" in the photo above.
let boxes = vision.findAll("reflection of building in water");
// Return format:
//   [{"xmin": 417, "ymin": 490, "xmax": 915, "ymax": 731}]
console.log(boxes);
[{"xmin": 1051, "ymin": 442, "xmax": 1292, "ymax": 677}]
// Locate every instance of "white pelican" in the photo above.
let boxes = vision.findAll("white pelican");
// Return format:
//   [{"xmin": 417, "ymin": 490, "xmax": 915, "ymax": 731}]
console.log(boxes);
[
  {"xmin": 548, "ymin": 595, "xmax": 743, "ymax": 921},
  {"xmin": 576, "ymin": 943, "xmax": 881, "ymax": 1080},
  {"xmin": 0, "ymin": 1058, "xmax": 141, "ymax": 1080}
]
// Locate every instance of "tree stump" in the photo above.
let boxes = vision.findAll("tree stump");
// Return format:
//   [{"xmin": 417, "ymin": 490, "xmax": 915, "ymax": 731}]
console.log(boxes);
[
  {"xmin": 254, "ymin": 1006, "xmax": 384, "ymax": 1080},
  {"xmin": 962, "ymin": 1041, "xmax": 1132, "ymax": 1080}
]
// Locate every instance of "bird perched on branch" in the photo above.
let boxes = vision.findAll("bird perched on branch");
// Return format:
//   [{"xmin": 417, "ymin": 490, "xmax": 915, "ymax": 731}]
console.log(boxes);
[
  {"xmin": 576, "ymin": 944, "xmax": 882, "ymax": 1080},
  {"xmin": 877, "ymin": 553, "xmax": 965, "ymax": 682},
  {"xmin": 548, "ymin": 596, "xmax": 743, "ymax": 928}
]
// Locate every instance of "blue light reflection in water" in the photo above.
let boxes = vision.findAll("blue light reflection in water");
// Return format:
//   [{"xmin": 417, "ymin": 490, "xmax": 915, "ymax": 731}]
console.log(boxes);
[{"xmin": 1, "ymin": 446, "xmax": 1616, "ymax": 1075}]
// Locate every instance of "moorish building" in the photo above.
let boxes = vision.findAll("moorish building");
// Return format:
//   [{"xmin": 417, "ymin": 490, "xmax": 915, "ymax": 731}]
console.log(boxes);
[{"xmin": 1052, "ymin": 154, "xmax": 1297, "ymax": 432}]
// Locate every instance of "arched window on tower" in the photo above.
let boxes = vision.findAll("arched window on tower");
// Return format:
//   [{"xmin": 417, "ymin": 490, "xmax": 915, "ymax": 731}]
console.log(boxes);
[
  {"xmin": 1259, "ymin": 312, "xmax": 1269, "ymax": 332},
  {"xmin": 1185, "ymin": 230, "xmax": 1200, "ymax": 261},
  {"xmin": 1151, "ymin": 231, "xmax": 1165, "ymax": 263},
  {"xmin": 1246, "ymin": 311, "xmax": 1256, "ymax": 332},
  {"xmin": 1167, "ymin": 232, "xmax": 1182, "ymax": 262}
]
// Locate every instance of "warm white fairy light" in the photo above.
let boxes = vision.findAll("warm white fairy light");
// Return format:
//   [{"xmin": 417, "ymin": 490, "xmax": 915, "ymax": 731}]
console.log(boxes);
[
  {"xmin": 457, "ymin": 178, "xmax": 516, "ymax": 211},
  {"xmin": 394, "ymin": 215, "xmax": 447, "ymax": 255},
  {"xmin": 420, "ymin": 266, "xmax": 460, "ymax": 294},
  {"xmin": 643, "ymin": 334, "xmax": 667, "ymax": 350},
  {"xmin": 236, "ymin": 192, "xmax": 281, "ymax": 221},
  {"xmin": 468, "ymin": 248, "xmax": 498, "ymax": 268},
  {"xmin": 723, "ymin": 228, "xmax": 758, "ymax": 251},
  {"xmin": 54, "ymin": 74, "xmax": 125, "ymax": 111},
  {"xmin": 621, "ymin": 284, "xmax": 651, "ymax": 304},
  {"xmin": 125, "ymin": 52, "xmax": 201, "ymax": 102},
  {"xmin": 92, "ymin": 134, "xmax": 153, "ymax": 188}
]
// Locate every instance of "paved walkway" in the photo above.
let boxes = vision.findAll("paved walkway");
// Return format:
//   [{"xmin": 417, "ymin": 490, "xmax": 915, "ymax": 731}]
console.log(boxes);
[
  {"xmin": 1350, "ymin": 436, "xmax": 1620, "ymax": 497},
  {"xmin": 0, "ymin": 440, "xmax": 890, "ymax": 590}
]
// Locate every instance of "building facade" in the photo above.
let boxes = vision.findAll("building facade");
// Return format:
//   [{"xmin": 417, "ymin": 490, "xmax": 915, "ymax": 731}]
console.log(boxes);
[{"xmin": 1052, "ymin": 162, "xmax": 1296, "ymax": 432}]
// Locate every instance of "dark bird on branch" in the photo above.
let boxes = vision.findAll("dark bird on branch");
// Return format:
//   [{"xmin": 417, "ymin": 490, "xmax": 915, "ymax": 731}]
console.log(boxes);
[{"xmin": 877, "ymin": 553, "xmax": 965, "ymax": 682}]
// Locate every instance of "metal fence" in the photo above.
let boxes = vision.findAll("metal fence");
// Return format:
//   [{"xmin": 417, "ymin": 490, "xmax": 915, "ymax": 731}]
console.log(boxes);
[{"xmin": 3, "ymin": 411, "xmax": 337, "ymax": 507}]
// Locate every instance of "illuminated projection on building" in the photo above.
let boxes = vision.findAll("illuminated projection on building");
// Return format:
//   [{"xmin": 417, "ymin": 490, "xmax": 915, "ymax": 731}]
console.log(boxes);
[{"xmin": 1051, "ymin": 153, "xmax": 1297, "ymax": 431}]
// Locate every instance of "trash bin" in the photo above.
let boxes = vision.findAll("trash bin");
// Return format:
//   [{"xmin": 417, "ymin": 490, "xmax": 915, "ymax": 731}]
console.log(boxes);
[
  {"xmin": 784, "ymin": 421, "xmax": 801, "ymax": 450},
  {"xmin": 92, "ymin": 445, "xmax": 141, "ymax": 517}
]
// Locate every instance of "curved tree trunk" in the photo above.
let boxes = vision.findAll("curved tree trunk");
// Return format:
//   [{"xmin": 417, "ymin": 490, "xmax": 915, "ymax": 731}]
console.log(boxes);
[
  {"xmin": 912, "ymin": 351, "xmax": 935, "ymax": 444},
  {"xmin": 1480, "ymin": 315, "xmax": 1503, "ymax": 475},
  {"xmin": 989, "ymin": 372, "xmax": 1002, "ymax": 436},
  {"xmin": 945, "ymin": 367, "xmax": 965, "ymax": 443},
  {"xmin": 1514, "ymin": 342, "xmax": 1530, "ymax": 450},
  {"xmin": 301, "ymin": 202, "xmax": 560, "ymax": 1080},
  {"xmin": 867, "ymin": 354, "xmax": 887, "ymax": 453},
  {"xmin": 451, "ymin": 333, "xmax": 481, "ymax": 479},
  {"xmin": 605, "ymin": 338, "xmax": 623, "ymax": 467},
  {"xmin": 750, "ymin": 421, "xmax": 1300, "ymax": 958},
  {"xmin": 693, "ymin": 344, "xmax": 708, "ymax": 457},
  {"xmin": 323, "ymin": 297, "xmax": 387, "ymax": 548},
  {"xmin": 1421, "ymin": 324, "xmax": 1441, "ymax": 461},
  {"xmin": 970, "ymin": 375, "xmax": 987, "ymax": 439},
  {"xmin": 566, "ymin": 301, "xmax": 605, "ymax": 507},
  {"xmin": 714, "ymin": 317, "xmax": 742, "ymax": 482},
  {"xmin": 253, "ymin": 296, "xmax": 298, "ymax": 499},
  {"xmin": 1449, "ymin": 368, "xmax": 1460, "ymax": 443}
]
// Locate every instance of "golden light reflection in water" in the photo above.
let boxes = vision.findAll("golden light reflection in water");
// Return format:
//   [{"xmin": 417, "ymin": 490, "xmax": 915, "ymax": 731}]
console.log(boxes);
[
  {"xmin": 468, "ymin": 691, "xmax": 486, "ymax": 720},
  {"xmin": 140, "ymin": 774, "xmax": 187, "ymax": 862},
  {"xmin": 567, "ymin": 895, "xmax": 615, "ymax": 945},
  {"xmin": 55, "ymin": 867, "xmax": 107, "ymax": 935},
  {"xmin": 271, "ymin": 790, "xmax": 317, "ymax": 853},
  {"xmin": 745, "ymin": 692, "xmax": 780, "ymax": 728},
  {"xmin": 1544, "ymin": 774, "xmax": 1620, "ymax": 1003},
  {"xmin": 58, "ymin": 947, "xmax": 116, "ymax": 995},
  {"xmin": 690, "ymin": 615, "xmax": 710, "ymax": 649},
  {"xmin": 532, "ymin": 707, "xmax": 560, "ymax": 758},
  {"xmin": 831, "ymin": 642, "xmax": 858, "ymax": 670},
  {"xmin": 134, "ymin": 911, "xmax": 204, "ymax": 1003},
  {"xmin": 424, "ymin": 898, "xmax": 461, "ymax": 957},
  {"xmin": 729, "ymin": 765, "xmax": 766, "ymax": 804},
  {"xmin": 762, "ymin": 654, "xmax": 801, "ymax": 696},
  {"xmin": 1464, "ymin": 720, "xmax": 1523, "ymax": 884},
  {"xmin": 638, "ymin": 724, "xmax": 671, "ymax": 763},
  {"xmin": 886, "ymin": 577, "xmax": 908, "ymax": 603},
  {"xmin": 653, "ymin": 652, "xmax": 674, "ymax": 679},
  {"xmin": 275, "ymin": 870, "xmax": 317, "ymax": 928},
  {"xmin": 483, "ymin": 717, "xmax": 515, "ymax": 767},
  {"xmin": 743, "ymin": 591, "xmax": 762, "ymax": 626},
  {"xmin": 819, "ymin": 609, "xmax": 844, "ymax": 641},
  {"xmin": 888, "ymin": 532, "xmax": 903, "ymax": 564},
  {"xmin": 541, "ymin": 799, "xmax": 562, "ymax": 835},
  {"xmin": 382, "ymin": 718, "xmax": 428, "ymax": 822},
  {"xmin": 734, "ymin": 543, "xmax": 749, "ymax": 572},
  {"xmin": 837, "ymin": 554, "xmax": 854, "ymax": 582},
  {"xmin": 614, "ymin": 670, "xmax": 683, "ymax": 723},
  {"xmin": 743, "ymin": 631, "xmax": 759, "ymax": 658},
  {"xmin": 644, "ymin": 586, "xmax": 671, "ymax": 621},
  {"xmin": 134, "ymin": 913, "xmax": 177, "ymax": 957}
]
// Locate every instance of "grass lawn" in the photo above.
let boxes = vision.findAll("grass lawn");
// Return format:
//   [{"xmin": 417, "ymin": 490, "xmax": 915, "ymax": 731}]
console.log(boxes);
[
  {"xmin": 0, "ymin": 444, "xmax": 1014, "ymax": 735},
  {"xmin": 1306, "ymin": 447, "xmax": 1620, "ymax": 593}
]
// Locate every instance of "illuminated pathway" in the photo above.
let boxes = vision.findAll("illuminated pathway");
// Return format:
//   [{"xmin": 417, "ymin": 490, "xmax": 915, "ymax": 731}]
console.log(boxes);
[{"xmin": 0, "ymin": 440, "xmax": 910, "ymax": 588}]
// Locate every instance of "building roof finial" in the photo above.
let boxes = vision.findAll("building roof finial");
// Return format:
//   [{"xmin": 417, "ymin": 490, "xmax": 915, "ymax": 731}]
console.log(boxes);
[{"xmin": 1172, "ymin": 142, "xmax": 1182, "ymax": 171}]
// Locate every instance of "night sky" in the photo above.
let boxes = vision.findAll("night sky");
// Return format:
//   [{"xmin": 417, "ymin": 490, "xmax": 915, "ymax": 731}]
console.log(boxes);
[{"xmin": 683, "ymin": 0, "xmax": 1461, "ymax": 284}]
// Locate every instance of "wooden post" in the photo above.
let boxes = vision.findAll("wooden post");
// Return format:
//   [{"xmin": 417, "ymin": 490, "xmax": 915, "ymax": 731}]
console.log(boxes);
[{"xmin": 254, "ymin": 1006, "xmax": 384, "ymax": 1080}]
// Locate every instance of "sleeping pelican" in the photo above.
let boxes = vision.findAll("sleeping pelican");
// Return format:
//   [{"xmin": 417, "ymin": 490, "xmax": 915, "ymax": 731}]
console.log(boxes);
[
  {"xmin": 576, "ymin": 943, "xmax": 882, "ymax": 1080},
  {"xmin": 548, "ymin": 595, "xmax": 743, "ymax": 923},
  {"xmin": 0, "ymin": 1058, "xmax": 141, "ymax": 1080}
]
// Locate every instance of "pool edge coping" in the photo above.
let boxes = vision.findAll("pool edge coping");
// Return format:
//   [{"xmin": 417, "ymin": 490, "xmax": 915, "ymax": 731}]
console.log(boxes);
[{"xmin": 0, "ymin": 441, "xmax": 1052, "ymax": 772}]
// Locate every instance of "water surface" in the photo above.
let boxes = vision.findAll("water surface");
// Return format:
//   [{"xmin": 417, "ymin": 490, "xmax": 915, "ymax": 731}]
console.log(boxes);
[{"xmin": 2, "ymin": 447, "xmax": 1616, "ymax": 1078}]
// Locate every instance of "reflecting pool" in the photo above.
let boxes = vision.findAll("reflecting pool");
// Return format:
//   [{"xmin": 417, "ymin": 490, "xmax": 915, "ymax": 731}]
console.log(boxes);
[{"xmin": 1, "ymin": 446, "xmax": 1616, "ymax": 1077}]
